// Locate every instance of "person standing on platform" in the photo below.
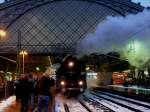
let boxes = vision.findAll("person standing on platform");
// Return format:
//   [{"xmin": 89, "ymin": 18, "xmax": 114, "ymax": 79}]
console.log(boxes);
[
  {"xmin": 30, "ymin": 74, "xmax": 38, "ymax": 110},
  {"xmin": 37, "ymin": 73, "xmax": 55, "ymax": 112},
  {"xmin": 15, "ymin": 74, "xmax": 33, "ymax": 112},
  {"xmin": 13, "ymin": 77, "xmax": 20, "ymax": 101}
]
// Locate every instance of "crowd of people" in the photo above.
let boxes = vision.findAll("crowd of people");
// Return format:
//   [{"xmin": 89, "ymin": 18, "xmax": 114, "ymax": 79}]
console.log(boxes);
[{"xmin": 14, "ymin": 73, "xmax": 55, "ymax": 112}]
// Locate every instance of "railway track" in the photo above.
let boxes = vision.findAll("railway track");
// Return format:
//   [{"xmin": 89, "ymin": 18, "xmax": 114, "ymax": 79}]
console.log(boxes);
[
  {"xmin": 91, "ymin": 91, "xmax": 150, "ymax": 112},
  {"xmin": 64, "ymin": 98, "xmax": 91, "ymax": 112},
  {"xmin": 93, "ymin": 87, "xmax": 150, "ymax": 103},
  {"xmin": 83, "ymin": 92, "xmax": 133, "ymax": 112},
  {"xmin": 94, "ymin": 90, "xmax": 150, "ymax": 109},
  {"xmin": 80, "ymin": 94, "xmax": 115, "ymax": 112},
  {"xmin": 62, "ymin": 95, "xmax": 120, "ymax": 112},
  {"xmin": 57, "ymin": 91, "xmax": 148, "ymax": 112}
]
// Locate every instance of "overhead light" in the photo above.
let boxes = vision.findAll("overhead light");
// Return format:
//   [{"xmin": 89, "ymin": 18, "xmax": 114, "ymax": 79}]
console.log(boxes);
[
  {"xmin": 60, "ymin": 81, "xmax": 65, "ymax": 86},
  {"xmin": 79, "ymin": 81, "xmax": 83, "ymax": 86}
]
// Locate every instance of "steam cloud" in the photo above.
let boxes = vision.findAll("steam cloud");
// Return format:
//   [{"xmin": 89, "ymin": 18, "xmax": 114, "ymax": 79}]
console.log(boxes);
[{"xmin": 77, "ymin": 10, "xmax": 150, "ymax": 68}]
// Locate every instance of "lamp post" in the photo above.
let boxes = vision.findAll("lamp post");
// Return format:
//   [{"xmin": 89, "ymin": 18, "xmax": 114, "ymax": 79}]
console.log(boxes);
[{"xmin": 19, "ymin": 50, "xmax": 28, "ymax": 74}]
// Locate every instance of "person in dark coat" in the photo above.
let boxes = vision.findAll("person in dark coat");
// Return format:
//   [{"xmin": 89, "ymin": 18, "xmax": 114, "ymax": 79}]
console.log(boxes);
[
  {"xmin": 14, "ymin": 77, "xmax": 20, "ymax": 101},
  {"xmin": 37, "ymin": 73, "xmax": 55, "ymax": 112},
  {"xmin": 15, "ymin": 74, "xmax": 33, "ymax": 112},
  {"xmin": 30, "ymin": 75, "xmax": 38, "ymax": 110}
]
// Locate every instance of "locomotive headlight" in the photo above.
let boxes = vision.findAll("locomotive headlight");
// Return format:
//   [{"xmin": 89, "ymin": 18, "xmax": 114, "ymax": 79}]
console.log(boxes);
[
  {"xmin": 68, "ymin": 61, "xmax": 74, "ymax": 68},
  {"xmin": 79, "ymin": 81, "xmax": 83, "ymax": 86},
  {"xmin": 60, "ymin": 81, "xmax": 65, "ymax": 86}
]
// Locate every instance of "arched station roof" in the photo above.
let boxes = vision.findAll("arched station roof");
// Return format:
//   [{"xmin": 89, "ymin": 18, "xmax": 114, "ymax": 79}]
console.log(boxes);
[{"xmin": 0, "ymin": 0, "xmax": 143, "ymax": 54}]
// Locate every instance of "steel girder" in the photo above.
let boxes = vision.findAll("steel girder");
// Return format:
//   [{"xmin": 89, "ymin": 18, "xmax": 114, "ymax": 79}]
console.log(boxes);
[{"xmin": 0, "ymin": 0, "xmax": 144, "ymax": 54}]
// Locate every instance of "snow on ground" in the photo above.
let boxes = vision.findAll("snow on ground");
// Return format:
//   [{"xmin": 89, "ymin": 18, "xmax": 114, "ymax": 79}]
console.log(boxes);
[
  {"xmin": 55, "ymin": 94, "xmax": 66, "ymax": 112},
  {"xmin": 79, "ymin": 95, "xmax": 111, "ymax": 112},
  {"xmin": 66, "ymin": 99, "xmax": 88, "ymax": 112},
  {"xmin": 91, "ymin": 92, "xmax": 150, "ymax": 112},
  {"xmin": 0, "ymin": 96, "xmax": 16, "ymax": 112},
  {"xmin": 84, "ymin": 91, "xmax": 134, "ymax": 112},
  {"xmin": 99, "ymin": 91, "xmax": 150, "ymax": 106},
  {"xmin": 1, "ymin": 91, "xmax": 148, "ymax": 112}
]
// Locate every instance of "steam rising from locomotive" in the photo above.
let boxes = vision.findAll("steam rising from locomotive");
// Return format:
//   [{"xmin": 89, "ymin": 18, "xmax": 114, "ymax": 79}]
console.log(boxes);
[
  {"xmin": 77, "ymin": 10, "xmax": 150, "ymax": 68},
  {"xmin": 56, "ymin": 55, "xmax": 87, "ymax": 93}
]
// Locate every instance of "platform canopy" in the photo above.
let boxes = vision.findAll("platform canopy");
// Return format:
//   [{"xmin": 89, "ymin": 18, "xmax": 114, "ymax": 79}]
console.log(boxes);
[{"xmin": 0, "ymin": 0, "xmax": 143, "ymax": 55}]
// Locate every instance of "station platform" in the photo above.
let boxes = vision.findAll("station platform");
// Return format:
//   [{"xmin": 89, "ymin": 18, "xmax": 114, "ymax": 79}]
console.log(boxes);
[
  {"xmin": 92, "ymin": 85, "xmax": 150, "ymax": 95},
  {"xmin": 0, "ymin": 96, "xmax": 20, "ymax": 112},
  {"xmin": 0, "ymin": 94, "xmax": 65, "ymax": 112},
  {"xmin": 108, "ymin": 85, "xmax": 150, "ymax": 95},
  {"xmin": 92, "ymin": 85, "xmax": 150, "ymax": 103},
  {"xmin": 0, "ymin": 96, "xmax": 53, "ymax": 112}
]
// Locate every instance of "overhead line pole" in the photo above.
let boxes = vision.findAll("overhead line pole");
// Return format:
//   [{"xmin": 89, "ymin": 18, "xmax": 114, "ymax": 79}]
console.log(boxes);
[{"xmin": 17, "ymin": 30, "xmax": 21, "ymax": 75}]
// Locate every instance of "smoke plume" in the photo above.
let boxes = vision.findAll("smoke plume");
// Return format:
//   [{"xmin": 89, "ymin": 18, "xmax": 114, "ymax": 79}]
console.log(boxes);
[{"xmin": 77, "ymin": 10, "xmax": 150, "ymax": 68}]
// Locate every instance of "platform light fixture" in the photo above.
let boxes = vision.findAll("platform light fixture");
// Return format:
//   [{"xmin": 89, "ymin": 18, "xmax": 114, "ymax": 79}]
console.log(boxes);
[
  {"xmin": 0, "ymin": 29, "xmax": 7, "ymax": 40},
  {"xmin": 19, "ymin": 50, "xmax": 28, "ymax": 74},
  {"xmin": 0, "ymin": 29, "xmax": 6, "ymax": 37},
  {"xmin": 36, "ymin": 67, "xmax": 40, "ymax": 71}
]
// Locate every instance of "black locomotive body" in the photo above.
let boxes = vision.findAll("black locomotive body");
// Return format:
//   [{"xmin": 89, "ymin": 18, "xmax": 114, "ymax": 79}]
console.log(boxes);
[{"xmin": 56, "ymin": 56, "xmax": 87, "ymax": 93}]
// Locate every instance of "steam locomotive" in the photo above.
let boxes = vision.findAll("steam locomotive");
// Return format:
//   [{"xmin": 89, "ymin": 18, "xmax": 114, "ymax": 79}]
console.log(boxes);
[{"xmin": 56, "ymin": 55, "xmax": 87, "ymax": 93}]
